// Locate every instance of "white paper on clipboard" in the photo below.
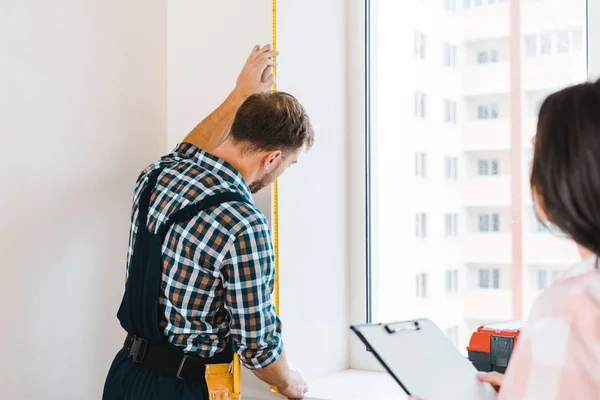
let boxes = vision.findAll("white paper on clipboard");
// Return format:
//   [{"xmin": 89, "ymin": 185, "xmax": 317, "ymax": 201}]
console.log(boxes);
[{"xmin": 351, "ymin": 319, "xmax": 497, "ymax": 400}]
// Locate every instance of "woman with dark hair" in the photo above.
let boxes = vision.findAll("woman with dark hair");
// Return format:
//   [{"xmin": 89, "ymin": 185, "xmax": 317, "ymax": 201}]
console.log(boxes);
[
  {"xmin": 415, "ymin": 81, "xmax": 600, "ymax": 399},
  {"xmin": 486, "ymin": 80, "xmax": 600, "ymax": 399}
]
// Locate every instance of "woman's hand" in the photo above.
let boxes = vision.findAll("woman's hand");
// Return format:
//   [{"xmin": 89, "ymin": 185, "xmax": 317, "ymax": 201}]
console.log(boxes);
[
  {"xmin": 477, "ymin": 372, "xmax": 504, "ymax": 392},
  {"xmin": 407, "ymin": 371, "xmax": 505, "ymax": 399}
]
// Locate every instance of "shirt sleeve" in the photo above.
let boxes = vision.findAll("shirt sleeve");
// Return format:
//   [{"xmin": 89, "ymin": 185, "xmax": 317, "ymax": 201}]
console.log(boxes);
[{"xmin": 221, "ymin": 215, "xmax": 283, "ymax": 370}]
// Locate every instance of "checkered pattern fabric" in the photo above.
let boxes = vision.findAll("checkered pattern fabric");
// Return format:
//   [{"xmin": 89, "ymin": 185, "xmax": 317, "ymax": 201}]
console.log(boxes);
[
  {"xmin": 499, "ymin": 256, "xmax": 600, "ymax": 400},
  {"xmin": 125, "ymin": 143, "xmax": 282, "ymax": 369}
]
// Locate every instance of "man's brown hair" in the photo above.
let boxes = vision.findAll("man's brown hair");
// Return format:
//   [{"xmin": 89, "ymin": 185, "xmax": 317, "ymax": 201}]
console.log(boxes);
[{"xmin": 230, "ymin": 91, "xmax": 314, "ymax": 153}]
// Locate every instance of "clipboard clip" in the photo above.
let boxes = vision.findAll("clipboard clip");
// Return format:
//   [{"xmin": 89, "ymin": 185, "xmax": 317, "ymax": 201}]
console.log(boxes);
[{"xmin": 384, "ymin": 320, "xmax": 421, "ymax": 334}]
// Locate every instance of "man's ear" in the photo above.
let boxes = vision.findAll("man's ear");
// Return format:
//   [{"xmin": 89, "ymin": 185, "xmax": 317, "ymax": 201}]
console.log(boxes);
[{"xmin": 264, "ymin": 150, "xmax": 282, "ymax": 169}]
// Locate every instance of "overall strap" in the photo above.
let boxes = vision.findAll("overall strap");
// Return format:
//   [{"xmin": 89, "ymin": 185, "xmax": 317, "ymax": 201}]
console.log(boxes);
[
  {"xmin": 137, "ymin": 166, "xmax": 165, "ymax": 231},
  {"xmin": 157, "ymin": 192, "xmax": 251, "ymax": 239}
]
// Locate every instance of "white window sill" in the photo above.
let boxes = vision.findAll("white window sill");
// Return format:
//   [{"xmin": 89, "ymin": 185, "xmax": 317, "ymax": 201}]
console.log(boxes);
[{"xmin": 243, "ymin": 369, "xmax": 408, "ymax": 400}]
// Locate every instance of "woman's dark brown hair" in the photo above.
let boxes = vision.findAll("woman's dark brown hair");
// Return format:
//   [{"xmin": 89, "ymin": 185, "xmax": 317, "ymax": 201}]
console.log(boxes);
[{"xmin": 531, "ymin": 80, "xmax": 600, "ymax": 255}]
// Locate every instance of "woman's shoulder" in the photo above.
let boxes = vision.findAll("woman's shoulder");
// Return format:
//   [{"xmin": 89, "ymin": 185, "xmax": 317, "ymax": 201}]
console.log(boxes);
[{"xmin": 530, "ymin": 256, "xmax": 600, "ymax": 324}]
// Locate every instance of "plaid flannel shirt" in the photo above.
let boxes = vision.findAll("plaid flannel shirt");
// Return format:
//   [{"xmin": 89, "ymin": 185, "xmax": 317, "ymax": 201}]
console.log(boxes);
[{"xmin": 125, "ymin": 143, "xmax": 282, "ymax": 369}]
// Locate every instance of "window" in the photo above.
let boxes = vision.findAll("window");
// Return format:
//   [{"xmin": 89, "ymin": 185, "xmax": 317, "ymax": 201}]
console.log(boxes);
[
  {"xmin": 444, "ymin": 0, "xmax": 457, "ymax": 12},
  {"xmin": 489, "ymin": 49, "xmax": 498, "ymax": 63},
  {"xmin": 478, "ymin": 268, "xmax": 500, "ymax": 289},
  {"xmin": 415, "ymin": 213, "xmax": 427, "ymax": 238},
  {"xmin": 446, "ymin": 326, "xmax": 459, "ymax": 346},
  {"xmin": 524, "ymin": 34, "xmax": 537, "ymax": 57},
  {"xmin": 478, "ymin": 213, "xmax": 500, "ymax": 232},
  {"xmin": 445, "ymin": 213, "xmax": 459, "ymax": 237},
  {"xmin": 541, "ymin": 32, "xmax": 552, "ymax": 55},
  {"xmin": 415, "ymin": 152, "xmax": 427, "ymax": 178},
  {"xmin": 477, "ymin": 159, "xmax": 499, "ymax": 176},
  {"xmin": 444, "ymin": 156, "xmax": 458, "ymax": 180},
  {"xmin": 414, "ymin": 92, "xmax": 426, "ymax": 118},
  {"xmin": 490, "ymin": 104, "xmax": 499, "ymax": 118},
  {"xmin": 556, "ymin": 31, "xmax": 570, "ymax": 53},
  {"xmin": 477, "ymin": 104, "xmax": 489, "ymax": 119},
  {"xmin": 477, "ymin": 104, "xmax": 499, "ymax": 120},
  {"xmin": 444, "ymin": 43, "xmax": 457, "ymax": 68},
  {"xmin": 444, "ymin": 99, "xmax": 457, "ymax": 123},
  {"xmin": 477, "ymin": 51, "xmax": 488, "ymax": 64},
  {"xmin": 445, "ymin": 270, "xmax": 459, "ymax": 293},
  {"xmin": 416, "ymin": 273, "xmax": 428, "ymax": 298},
  {"xmin": 362, "ymin": 0, "xmax": 587, "ymax": 370},
  {"xmin": 414, "ymin": 32, "xmax": 426, "ymax": 59}
]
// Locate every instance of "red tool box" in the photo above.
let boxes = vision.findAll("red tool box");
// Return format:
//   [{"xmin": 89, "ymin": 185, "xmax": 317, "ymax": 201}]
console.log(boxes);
[{"xmin": 467, "ymin": 321, "xmax": 524, "ymax": 373}]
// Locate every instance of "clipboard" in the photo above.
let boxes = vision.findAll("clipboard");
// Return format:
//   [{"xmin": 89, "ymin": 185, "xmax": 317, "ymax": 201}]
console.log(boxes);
[{"xmin": 351, "ymin": 319, "xmax": 497, "ymax": 400}]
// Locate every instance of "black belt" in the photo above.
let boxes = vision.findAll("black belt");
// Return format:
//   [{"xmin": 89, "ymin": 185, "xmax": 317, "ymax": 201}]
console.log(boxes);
[{"xmin": 123, "ymin": 334, "xmax": 207, "ymax": 383}]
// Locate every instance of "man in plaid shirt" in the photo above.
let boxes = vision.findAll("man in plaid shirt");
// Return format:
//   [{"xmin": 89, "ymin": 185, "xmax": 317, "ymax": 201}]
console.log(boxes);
[{"xmin": 104, "ymin": 45, "xmax": 314, "ymax": 400}]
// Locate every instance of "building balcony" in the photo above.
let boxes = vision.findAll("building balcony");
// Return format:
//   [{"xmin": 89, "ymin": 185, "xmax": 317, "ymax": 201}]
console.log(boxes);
[
  {"xmin": 461, "ymin": 119, "xmax": 511, "ymax": 151},
  {"xmin": 461, "ymin": 289, "xmax": 512, "ymax": 320},
  {"xmin": 461, "ymin": 6, "xmax": 509, "ymax": 41},
  {"xmin": 460, "ymin": 175, "xmax": 511, "ymax": 207},
  {"xmin": 461, "ymin": 62, "xmax": 509, "ymax": 97},
  {"xmin": 462, "ymin": 233, "xmax": 511, "ymax": 264},
  {"xmin": 523, "ymin": 233, "xmax": 579, "ymax": 265}
]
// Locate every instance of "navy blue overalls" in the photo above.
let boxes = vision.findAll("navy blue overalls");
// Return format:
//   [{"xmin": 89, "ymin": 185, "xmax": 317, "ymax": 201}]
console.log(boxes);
[{"xmin": 103, "ymin": 166, "xmax": 249, "ymax": 399}]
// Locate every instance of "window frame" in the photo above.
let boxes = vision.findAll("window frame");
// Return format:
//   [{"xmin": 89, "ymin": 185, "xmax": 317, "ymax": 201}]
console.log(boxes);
[{"xmin": 348, "ymin": 0, "xmax": 600, "ymax": 371}]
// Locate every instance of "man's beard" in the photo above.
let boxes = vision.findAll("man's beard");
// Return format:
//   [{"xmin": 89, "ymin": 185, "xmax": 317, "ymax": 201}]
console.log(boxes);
[{"xmin": 249, "ymin": 167, "xmax": 279, "ymax": 194}]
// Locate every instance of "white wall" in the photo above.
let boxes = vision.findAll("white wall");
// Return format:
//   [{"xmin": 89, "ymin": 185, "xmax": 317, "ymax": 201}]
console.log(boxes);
[
  {"xmin": 167, "ymin": 0, "xmax": 351, "ymax": 389},
  {"xmin": 167, "ymin": 0, "xmax": 271, "ymax": 149},
  {"xmin": 0, "ymin": 1, "xmax": 166, "ymax": 398},
  {"xmin": 277, "ymin": 0, "xmax": 350, "ymax": 377}
]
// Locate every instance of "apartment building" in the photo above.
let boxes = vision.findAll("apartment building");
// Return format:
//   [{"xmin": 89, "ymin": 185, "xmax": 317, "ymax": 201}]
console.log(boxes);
[{"xmin": 373, "ymin": 0, "xmax": 585, "ymax": 351}]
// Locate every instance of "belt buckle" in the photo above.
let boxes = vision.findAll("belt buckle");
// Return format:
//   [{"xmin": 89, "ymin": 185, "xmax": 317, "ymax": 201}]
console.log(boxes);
[
  {"xmin": 176, "ymin": 355, "xmax": 193, "ymax": 380},
  {"xmin": 129, "ymin": 336, "xmax": 148, "ymax": 364}
]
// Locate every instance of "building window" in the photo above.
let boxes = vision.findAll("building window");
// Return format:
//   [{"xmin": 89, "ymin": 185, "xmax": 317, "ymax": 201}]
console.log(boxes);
[
  {"xmin": 478, "ymin": 268, "xmax": 500, "ymax": 289},
  {"xmin": 524, "ymin": 34, "xmax": 537, "ymax": 57},
  {"xmin": 415, "ymin": 152, "xmax": 427, "ymax": 178},
  {"xmin": 476, "ymin": 51, "xmax": 488, "ymax": 64},
  {"xmin": 444, "ymin": 43, "xmax": 457, "ymax": 68},
  {"xmin": 478, "ymin": 213, "xmax": 500, "ymax": 232},
  {"xmin": 445, "ymin": 270, "xmax": 459, "ymax": 293},
  {"xmin": 444, "ymin": 156, "xmax": 458, "ymax": 180},
  {"xmin": 415, "ymin": 213, "xmax": 428, "ymax": 238},
  {"xmin": 446, "ymin": 326, "xmax": 459, "ymax": 346},
  {"xmin": 445, "ymin": 213, "xmax": 459, "ymax": 237},
  {"xmin": 416, "ymin": 273, "xmax": 428, "ymax": 298},
  {"xmin": 478, "ymin": 159, "xmax": 500, "ymax": 176},
  {"xmin": 414, "ymin": 32, "xmax": 426, "ymax": 59},
  {"xmin": 541, "ymin": 32, "xmax": 553, "ymax": 55},
  {"xmin": 415, "ymin": 92, "xmax": 427, "ymax": 118},
  {"xmin": 444, "ymin": 99, "xmax": 457, "ymax": 123},
  {"xmin": 464, "ymin": 0, "xmax": 470, "ymax": 8},
  {"xmin": 474, "ymin": 0, "xmax": 483, "ymax": 6},
  {"xmin": 489, "ymin": 49, "xmax": 499, "ymax": 62},
  {"xmin": 477, "ymin": 50, "xmax": 499, "ymax": 64},
  {"xmin": 477, "ymin": 104, "xmax": 499, "ymax": 120},
  {"xmin": 444, "ymin": 0, "xmax": 457, "ymax": 12},
  {"xmin": 556, "ymin": 31, "xmax": 570, "ymax": 53}
]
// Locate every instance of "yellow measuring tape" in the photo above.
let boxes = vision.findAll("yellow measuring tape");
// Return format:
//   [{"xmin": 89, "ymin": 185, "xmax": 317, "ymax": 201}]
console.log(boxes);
[
  {"xmin": 232, "ymin": 2, "xmax": 279, "ymax": 396},
  {"xmin": 271, "ymin": 0, "xmax": 280, "ymax": 315}
]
